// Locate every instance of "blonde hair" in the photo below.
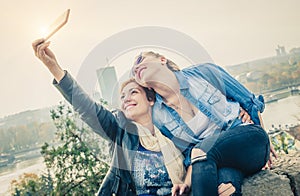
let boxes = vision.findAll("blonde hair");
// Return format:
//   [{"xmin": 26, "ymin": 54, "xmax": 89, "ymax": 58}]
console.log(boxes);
[
  {"xmin": 143, "ymin": 51, "xmax": 180, "ymax": 72},
  {"xmin": 120, "ymin": 78, "xmax": 156, "ymax": 102}
]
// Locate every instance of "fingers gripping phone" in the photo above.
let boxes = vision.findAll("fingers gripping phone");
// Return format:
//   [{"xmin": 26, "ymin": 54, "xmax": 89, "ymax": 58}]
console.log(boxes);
[{"xmin": 44, "ymin": 9, "xmax": 70, "ymax": 41}]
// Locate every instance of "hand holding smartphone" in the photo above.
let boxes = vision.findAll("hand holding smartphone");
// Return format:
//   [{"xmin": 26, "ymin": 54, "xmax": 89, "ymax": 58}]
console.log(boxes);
[{"xmin": 44, "ymin": 9, "xmax": 70, "ymax": 41}]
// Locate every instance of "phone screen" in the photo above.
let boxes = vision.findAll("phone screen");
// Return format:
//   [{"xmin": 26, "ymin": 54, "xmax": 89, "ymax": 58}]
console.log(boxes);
[{"xmin": 44, "ymin": 9, "xmax": 70, "ymax": 41}]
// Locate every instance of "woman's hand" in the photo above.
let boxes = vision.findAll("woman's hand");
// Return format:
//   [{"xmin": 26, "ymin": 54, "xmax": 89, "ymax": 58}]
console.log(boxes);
[
  {"xmin": 264, "ymin": 142, "xmax": 278, "ymax": 169},
  {"xmin": 256, "ymin": 111, "xmax": 278, "ymax": 169},
  {"xmin": 32, "ymin": 38, "xmax": 65, "ymax": 82},
  {"xmin": 172, "ymin": 183, "xmax": 190, "ymax": 196},
  {"xmin": 172, "ymin": 165, "xmax": 192, "ymax": 196},
  {"xmin": 32, "ymin": 39, "xmax": 57, "ymax": 68},
  {"xmin": 239, "ymin": 108, "xmax": 253, "ymax": 124}
]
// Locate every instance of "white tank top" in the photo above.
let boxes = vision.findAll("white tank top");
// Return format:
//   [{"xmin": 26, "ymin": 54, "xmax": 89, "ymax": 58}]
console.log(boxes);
[{"xmin": 187, "ymin": 111, "xmax": 219, "ymax": 139}]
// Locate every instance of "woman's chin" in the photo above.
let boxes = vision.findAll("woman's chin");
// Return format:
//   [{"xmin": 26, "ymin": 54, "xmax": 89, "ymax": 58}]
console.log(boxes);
[{"xmin": 125, "ymin": 112, "xmax": 136, "ymax": 121}]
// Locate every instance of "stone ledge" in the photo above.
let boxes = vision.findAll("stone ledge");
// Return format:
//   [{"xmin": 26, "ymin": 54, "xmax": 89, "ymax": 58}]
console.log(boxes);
[{"xmin": 242, "ymin": 151, "xmax": 300, "ymax": 195}]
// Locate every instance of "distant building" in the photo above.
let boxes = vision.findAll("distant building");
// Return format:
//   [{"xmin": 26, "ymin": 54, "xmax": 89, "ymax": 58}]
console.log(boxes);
[
  {"xmin": 96, "ymin": 66, "xmax": 119, "ymax": 108},
  {"xmin": 276, "ymin": 45, "xmax": 287, "ymax": 56}
]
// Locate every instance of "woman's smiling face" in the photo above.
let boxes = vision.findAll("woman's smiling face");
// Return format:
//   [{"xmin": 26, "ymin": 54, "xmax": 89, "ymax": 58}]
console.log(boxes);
[{"xmin": 120, "ymin": 81, "xmax": 154, "ymax": 121}]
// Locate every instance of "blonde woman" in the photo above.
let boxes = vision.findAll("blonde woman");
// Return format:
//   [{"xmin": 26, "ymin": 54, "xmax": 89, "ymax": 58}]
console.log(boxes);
[{"xmin": 131, "ymin": 51, "xmax": 275, "ymax": 196}]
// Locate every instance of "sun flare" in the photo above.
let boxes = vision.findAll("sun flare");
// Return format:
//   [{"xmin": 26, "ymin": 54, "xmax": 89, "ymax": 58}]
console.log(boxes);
[{"xmin": 39, "ymin": 26, "xmax": 49, "ymax": 38}]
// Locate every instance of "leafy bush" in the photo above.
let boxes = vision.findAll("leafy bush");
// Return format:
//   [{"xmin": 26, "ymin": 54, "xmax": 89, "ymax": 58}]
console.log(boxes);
[
  {"xmin": 10, "ymin": 102, "xmax": 110, "ymax": 195},
  {"xmin": 269, "ymin": 129, "xmax": 297, "ymax": 154}
]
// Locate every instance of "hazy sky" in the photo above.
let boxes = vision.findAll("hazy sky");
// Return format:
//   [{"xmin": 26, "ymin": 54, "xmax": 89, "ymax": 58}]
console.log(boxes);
[{"xmin": 1, "ymin": 0, "xmax": 300, "ymax": 118}]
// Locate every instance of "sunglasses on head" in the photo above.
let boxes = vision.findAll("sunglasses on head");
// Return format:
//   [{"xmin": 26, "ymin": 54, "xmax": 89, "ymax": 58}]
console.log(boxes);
[
  {"xmin": 131, "ymin": 53, "xmax": 144, "ymax": 76},
  {"xmin": 135, "ymin": 53, "xmax": 144, "ymax": 65}
]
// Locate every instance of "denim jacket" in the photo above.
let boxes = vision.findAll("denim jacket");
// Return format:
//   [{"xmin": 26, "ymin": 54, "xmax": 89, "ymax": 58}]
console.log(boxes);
[
  {"xmin": 152, "ymin": 63, "xmax": 265, "ymax": 166},
  {"xmin": 54, "ymin": 72, "xmax": 139, "ymax": 195}
]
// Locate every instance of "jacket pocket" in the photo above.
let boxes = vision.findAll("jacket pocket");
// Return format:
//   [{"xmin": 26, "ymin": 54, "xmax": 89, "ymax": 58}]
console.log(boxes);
[
  {"xmin": 207, "ymin": 89, "xmax": 221, "ymax": 105},
  {"xmin": 207, "ymin": 90, "xmax": 232, "ymax": 117}
]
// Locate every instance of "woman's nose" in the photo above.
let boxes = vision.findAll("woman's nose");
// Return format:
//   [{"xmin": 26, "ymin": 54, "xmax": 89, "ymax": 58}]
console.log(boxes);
[
  {"xmin": 123, "ymin": 94, "xmax": 131, "ymax": 103},
  {"xmin": 121, "ymin": 95, "xmax": 132, "ymax": 109}
]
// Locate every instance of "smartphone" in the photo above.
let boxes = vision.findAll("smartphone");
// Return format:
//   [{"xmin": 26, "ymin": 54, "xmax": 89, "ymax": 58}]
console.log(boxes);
[{"xmin": 44, "ymin": 9, "xmax": 70, "ymax": 41}]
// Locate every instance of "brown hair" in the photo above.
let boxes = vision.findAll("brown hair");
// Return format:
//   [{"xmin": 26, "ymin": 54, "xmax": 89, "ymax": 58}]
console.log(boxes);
[
  {"xmin": 143, "ymin": 51, "xmax": 180, "ymax": 71},
  {"xmin": 120, "ymin": 78, "xmax": 156, "ymax": 102}
]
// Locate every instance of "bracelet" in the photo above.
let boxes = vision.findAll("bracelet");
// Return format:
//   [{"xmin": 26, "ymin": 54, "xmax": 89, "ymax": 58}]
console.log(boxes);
[{"xmin": 191, "ymin": 154, "xmax": 207, "ymax": 164}]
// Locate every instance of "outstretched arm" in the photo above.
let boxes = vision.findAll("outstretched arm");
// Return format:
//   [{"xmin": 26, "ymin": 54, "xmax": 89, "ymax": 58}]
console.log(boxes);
[
  {"xmin": 32, "ymin": 38, "xmax": 118, "ymax": 141},
  {"xmin": 32, "ymin": 38, "xmax": 65, "ymax": 82},
  {"xmin": 258, "ymin": 112, "xmax": 278, "ymax": 168}
]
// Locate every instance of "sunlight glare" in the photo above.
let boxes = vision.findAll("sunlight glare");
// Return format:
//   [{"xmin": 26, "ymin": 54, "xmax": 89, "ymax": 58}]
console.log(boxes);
[{"xmin": 39, "ymin": 26, "xmax": 49, "ymax": 38}]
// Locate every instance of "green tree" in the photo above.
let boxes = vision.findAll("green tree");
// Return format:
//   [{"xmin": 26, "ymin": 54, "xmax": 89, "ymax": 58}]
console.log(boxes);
[
  {"xmin": 11, "ymin": 102, "xmax": 110, "ymax": 195},
  {"xmin": 10, "ymin": 172, "xmax": 53, "ymax": 196},
  {"xmin": 42, "ymin": 102, "xmax": 109, "ymax": 195}
]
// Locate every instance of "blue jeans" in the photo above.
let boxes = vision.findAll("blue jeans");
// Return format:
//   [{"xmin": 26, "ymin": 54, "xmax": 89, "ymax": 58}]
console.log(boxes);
[
  {"xmin": 218, "ymin": 167, "xmax": 243, "ymax": 196},
  {"xmin": 191, "ymin": 124, "xmax": 270, "ymax": 196},
  {"xmin": 217, "ymin": 167, "xmax": 243, "ymax": 195}
]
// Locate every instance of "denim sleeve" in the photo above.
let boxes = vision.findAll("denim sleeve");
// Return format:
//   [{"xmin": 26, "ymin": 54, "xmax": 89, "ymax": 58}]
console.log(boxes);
[
  {"xmin": 193, "ymin": 63, "xmax": 265, "ymax": 125},
  {"xmin": 53, "ymin": 71, "xmax": 118, "ymax": 141}
]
